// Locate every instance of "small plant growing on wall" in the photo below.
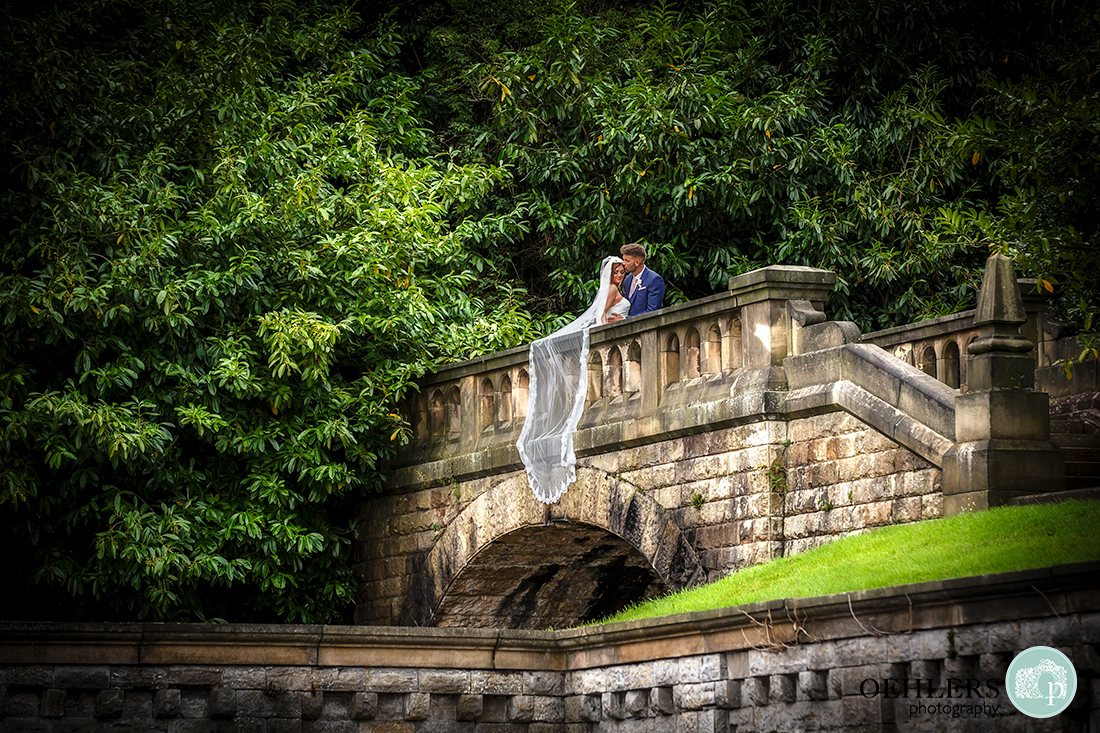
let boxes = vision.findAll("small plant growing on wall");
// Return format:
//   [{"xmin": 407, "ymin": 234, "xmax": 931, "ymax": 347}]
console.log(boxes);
[
  {"xmin": 766, "ymin": 449, "xmax": 788, "ymax": 495},
  {"xmin": 690, "ymin": 493, "xmax": 705, "ymax": 510}
]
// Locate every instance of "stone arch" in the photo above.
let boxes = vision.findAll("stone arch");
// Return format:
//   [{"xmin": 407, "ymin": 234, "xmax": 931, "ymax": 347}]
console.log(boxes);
[
  {"xmin": 625, "ymin": 340, "xmax": 642, "ymax": 393},
  {"xmin": 402, "ymin": 467, "xmax": 705, "ymax": 628},
  {"xmin": 409, "ymin": 393, "xmax": 429, "ymax": 440},
  {"xmin": 479, "ymin": 377, "xmax": 495, "ymax": 431},
  {"xmin": 605, "ymin": 345, "xmax": 623, "ymax": 397},
  {"xmin": 962, "ymin": 335, "xmax": 978, "ymax": 391},
  {"xmin": 728, "ymin": 316, "xmax": 743, "ymax": 371},
  {"xmin": 663, "ymin": 333, "xmax": 681, "ymax": 387},
  {"xmin": 587, "ymin": 350, "xmax": 603, "ymax": 403},
  {"xmin": 516, "ymin": 370, "xmax": 529, "ymax": 418},
  {"xmin": 429, "ymin": 389, "xmax": 445, "ymax": 437},
  {"xmin": 498, "ymin": 374, "xmax": 513, "ymax": 424},
  {"xmin": 445, "ymin": 385, "xmax": 462, "ymax": 436},
  {"xmin": 685, "ymin": 327, "xmax": 701, "ymax": 379},
  {"xmin": 941, "ymin": 340, "xmax": 961, "ymax": 389},
  {"xmin": 919, "ymin": 344, "xmax": 937, "ymax": 377},
  {"xmin": 704, "ymin": 322, "xmax": 722, "ymax": 374}
]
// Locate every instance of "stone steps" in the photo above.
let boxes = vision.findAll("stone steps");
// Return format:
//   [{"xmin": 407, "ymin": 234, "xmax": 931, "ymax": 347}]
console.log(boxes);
[{"xmin": 1052, "ymin": 431, "xmax": 1100, "ymax": 491}]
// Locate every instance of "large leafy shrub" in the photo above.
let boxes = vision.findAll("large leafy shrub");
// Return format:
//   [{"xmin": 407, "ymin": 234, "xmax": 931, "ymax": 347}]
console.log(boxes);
[{"xmin": 0, "ymin": 0, "xmax": 544, "ymax": 622}]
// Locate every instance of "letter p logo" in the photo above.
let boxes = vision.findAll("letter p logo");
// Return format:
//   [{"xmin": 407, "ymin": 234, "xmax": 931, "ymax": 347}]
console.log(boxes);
[
  {"xmin": 1047, "ymin": 682, "xmax": 1066, "ymax": 707},
  {"xmin": 1007, "ymin": 647, "xmax": 1076, "ymax": 719}
]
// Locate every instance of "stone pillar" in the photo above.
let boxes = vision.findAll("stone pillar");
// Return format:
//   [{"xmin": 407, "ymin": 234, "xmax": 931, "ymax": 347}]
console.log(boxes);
[
  {"xmin": 942, "ymin": 253, "xmax": 1064, "ymax": 514},
  {"xmin": 728, "ymin": 265, "xmax": 836, "ymax": 399}
]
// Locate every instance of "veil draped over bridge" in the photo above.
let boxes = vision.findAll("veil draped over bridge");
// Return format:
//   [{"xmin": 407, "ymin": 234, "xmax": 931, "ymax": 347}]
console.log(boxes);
[{"xmin": 517, "ymin": 256, "xmax": 622, "ymax": 503}]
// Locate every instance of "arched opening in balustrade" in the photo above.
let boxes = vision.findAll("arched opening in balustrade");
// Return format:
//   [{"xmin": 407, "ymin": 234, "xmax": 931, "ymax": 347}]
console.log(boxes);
[
  {"xmin": 920, "ymin": 345, "xmax": 937, "ymax": 377},
  {"xmin": 498, "ymin": 374, "xmax": 513, "ymax": 424},
  {"xmin": 516, "ymin": 370, "xmax": 529, "ymax": 418},
  {"xmin": 410, "ymin": 394, "xmax": 429, "ymax": 440},
  {"xmin": 663, "ymin": 333, "xmax": 681, "ymax": 388},
  {"xmin": 625, "ymin": 340, "xmax": 642, "ymax": 393},
  {"xmin": 941, "ymin": 341, "xmax": 961, "ymax": 389},
  {"xmin": 704, "ymin": 323, "xmax": 722, "ymax": 374},
  {"xmin": 728, "ymin": 317, "xmax": 743, "ymax": 371},
  {"xmin": 588, "ymin": 351, "xmax": 603, "ymax": 404},
  {"xmin": 962, "ymin": 336, "xmax": 978, "ymax": 391},
  {"xmin": 445, "ymin": 386, "xmax": 462, "ymax": 436},
  {"xmin": 605, "ymin": 346, "xmax": 623, "ymax": 398},
  {"xmin": 429, "ymin": 390, "xmax": 445, "ymax": 437},
  {"xmin": 685, "ymin": 328, "xmax": 701, "ymax": 379},
  {"xmin": 479, "ymin": 378, "xmax": 495, "ymax": 431}
]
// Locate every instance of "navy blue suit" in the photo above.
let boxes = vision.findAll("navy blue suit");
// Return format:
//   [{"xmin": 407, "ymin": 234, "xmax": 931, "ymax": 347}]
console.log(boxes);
[{"xmin": 621, "ymin": 266, "xmax": 666, "ymax": 316}]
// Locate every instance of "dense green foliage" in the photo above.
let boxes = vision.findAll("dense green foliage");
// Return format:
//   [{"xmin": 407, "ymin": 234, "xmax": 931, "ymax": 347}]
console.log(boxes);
[
  {"xmin": 0, "ymin": 1, "xmax": 546, "ymax": 622},
  {"xmin": 423, "ymin": 0, "xmax": 1098, "ymax": 331},
  {"xmin": 1, "ymin": 0, "xmax": 1096, "ymax": 622},
  {"xmin": 597, "ymin": 501, "xmax": 1100, "ymax": 625}
]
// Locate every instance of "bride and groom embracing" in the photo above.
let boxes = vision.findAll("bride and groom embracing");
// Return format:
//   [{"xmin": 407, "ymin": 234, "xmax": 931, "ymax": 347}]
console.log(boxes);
[
  {"xmin": 599, "ymin": 243, "xmax": 667, "ymax": 324},
  {"xmin": 517, "ymin": 243, "xmax": 666, "ymax": 504}
]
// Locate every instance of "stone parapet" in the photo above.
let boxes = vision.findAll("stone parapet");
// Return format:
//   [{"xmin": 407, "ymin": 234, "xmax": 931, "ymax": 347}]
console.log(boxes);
[
  {"xmin": 394, "ymin": 266, "xmax": 835, "ymax": 477},
  {"xmin": 2, "ymin": 563, "xmax": 1098, "ymax": 732},
  {"xmin": 861, "ymin": 278, "xmax": 1056, "ymax": 391}
]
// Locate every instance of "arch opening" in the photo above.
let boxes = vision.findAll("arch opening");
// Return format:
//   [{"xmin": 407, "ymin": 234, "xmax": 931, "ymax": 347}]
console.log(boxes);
[
  {"xmin": 401, "ymin": 467, "xmax": 705, "ymax": 629},
  {"xmin": 431, "ymin": 522, "xmax": 667, "ymax": 629},
  {"xmin": 588, "ymin": 351, "xmax": 604, "ymax": 404},
  {"xmin": 941, "ymin": 341, "xmax": 961, "ymax": 389},
  {"xmin": 919, "ymin": 345, "xmax": 937, "ymax": 377},
  {"xmin": 685, "ymin": 328, "xmax": 701, "ymax": 379},
  {"xmin": 605, "ymin": 346, "xmax": 623, "ymax": 398},
  {"xmin": 663, "ymin": 333, "xmax": 681, "ymax": 388}
]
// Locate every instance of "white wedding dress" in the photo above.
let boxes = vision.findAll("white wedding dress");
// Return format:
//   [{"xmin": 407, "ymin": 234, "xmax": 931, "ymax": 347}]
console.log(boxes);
[
  {"xmin": 603, "ymin": 295, "xmax": 631, "ymax": 323},
  {"xmin": 517, "ymin": 256, "xmax": 624, "ymax": 503}
]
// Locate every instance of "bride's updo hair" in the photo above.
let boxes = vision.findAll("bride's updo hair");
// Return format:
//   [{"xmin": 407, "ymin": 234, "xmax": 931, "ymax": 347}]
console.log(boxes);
[{"xmin": 620, "ymin": 242, "xmax": 647, "ymax": 260}]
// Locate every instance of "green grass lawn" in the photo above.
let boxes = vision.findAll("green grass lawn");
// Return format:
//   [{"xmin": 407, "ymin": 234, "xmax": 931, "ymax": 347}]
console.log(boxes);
[{"xmin": 596, "ymin": 500, "xmax": 1100, "ymax": 625}]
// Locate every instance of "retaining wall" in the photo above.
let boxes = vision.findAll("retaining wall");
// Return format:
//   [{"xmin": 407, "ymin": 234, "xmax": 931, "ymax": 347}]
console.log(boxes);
[{"xmin": 3, "ymin": 563, "xmax": 1099, "ymax": 732}]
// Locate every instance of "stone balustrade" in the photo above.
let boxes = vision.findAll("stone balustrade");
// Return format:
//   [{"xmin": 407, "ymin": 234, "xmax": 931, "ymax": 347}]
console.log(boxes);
[
  {"xmin": 861, "ymin": 280, "xmax": 1056, "ymax": 392},
  {"xmin": 394, "ymin": 266, "xmax": 834, "ymax": 478}
]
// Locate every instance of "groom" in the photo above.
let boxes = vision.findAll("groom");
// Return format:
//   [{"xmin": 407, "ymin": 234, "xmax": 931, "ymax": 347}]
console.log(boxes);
[{"xmin": 619, "ymin": 242, "xmax": 665, "ymax": 317}]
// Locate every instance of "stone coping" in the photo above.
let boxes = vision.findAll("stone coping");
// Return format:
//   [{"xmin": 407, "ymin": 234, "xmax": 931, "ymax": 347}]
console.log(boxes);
[
  {"xmin": 413, "ymin": 265, "xmax": 836, "ymax": 387},
  {"xmin": 2, "ymin": 561, "xmax": 1096, "ymax": 671},
  {"xmin": 862, "ymin": 309, "xmax": 975, "ymax": 344}
]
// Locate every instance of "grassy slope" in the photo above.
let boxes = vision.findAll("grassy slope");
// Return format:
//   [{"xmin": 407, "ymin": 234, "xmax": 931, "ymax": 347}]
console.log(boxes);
[{"xmin": 598, "ymin": 500, "xmax": 1100, "ymax": 625}]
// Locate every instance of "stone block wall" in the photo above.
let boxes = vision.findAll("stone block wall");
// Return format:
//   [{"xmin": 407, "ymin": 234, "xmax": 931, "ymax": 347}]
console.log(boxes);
[
  {"xmin": 358, "ymin": 408, "xmax": 943, "ymax": 628},
  {"xmin": 783, "ymin": 412, "xmax": 942, "ymax": 557},
  {"xmin": 2, "ymin": 564, "xmax": 1098, "ymax": 732}
]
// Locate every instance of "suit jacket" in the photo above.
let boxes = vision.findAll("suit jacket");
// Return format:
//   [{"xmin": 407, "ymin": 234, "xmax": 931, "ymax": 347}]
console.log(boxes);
[{"xmin": 622, "ymin": 266, "xmax": 666, "ymax": 317}]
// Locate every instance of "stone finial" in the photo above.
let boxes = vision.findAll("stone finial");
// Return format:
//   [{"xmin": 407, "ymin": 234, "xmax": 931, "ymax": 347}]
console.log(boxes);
[
  {"xmin": 973, "ymin": 252, "xmax": 1027, "ymax": 327},
  {"xmin": 967, "ymin": 253, "xmax": 1034, "ymax": 390}
]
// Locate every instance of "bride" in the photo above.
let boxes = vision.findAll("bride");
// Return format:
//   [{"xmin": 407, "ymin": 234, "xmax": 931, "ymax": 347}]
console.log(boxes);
[
  {"xmin": 517, "ymin": 256, "xmax": 626, "ymax": 503},
  {"xmin": 602, "ymin": 261, "xmax": 630, "ymax": 324}
]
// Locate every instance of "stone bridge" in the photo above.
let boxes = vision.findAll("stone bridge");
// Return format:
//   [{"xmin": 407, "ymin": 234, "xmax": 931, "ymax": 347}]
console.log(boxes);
[{"xmin": 355, "ymin": 257, "xmax": 1096, "ymax": 629}]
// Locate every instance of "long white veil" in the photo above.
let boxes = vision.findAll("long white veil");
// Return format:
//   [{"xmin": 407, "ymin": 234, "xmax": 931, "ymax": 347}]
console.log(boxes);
[{"xmin": 517, "ymin": 256, "xmax": 623, "ymax": 503}]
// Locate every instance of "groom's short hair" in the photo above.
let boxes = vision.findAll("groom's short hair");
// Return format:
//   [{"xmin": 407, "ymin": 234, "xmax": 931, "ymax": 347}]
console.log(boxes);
[{"xmin": 620, "ymin": 242, "xmax": 647, "ymax": 260}]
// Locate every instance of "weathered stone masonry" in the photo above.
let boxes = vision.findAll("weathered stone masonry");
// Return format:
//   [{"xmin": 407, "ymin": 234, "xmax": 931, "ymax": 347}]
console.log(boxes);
[
  {"xmin": 358, "ymin": 260, "xmax": 1082, "ymax": 629},
  {"xmin": 3, "ymin": 563, "xmax": 1098, "ymax": 732}
]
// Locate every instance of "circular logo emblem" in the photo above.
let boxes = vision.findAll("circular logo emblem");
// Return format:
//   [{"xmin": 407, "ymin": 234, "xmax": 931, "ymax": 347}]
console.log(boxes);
[{"xmin": 1006, "ymin": 646, "xmax": 1077, "ymax": 718}]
